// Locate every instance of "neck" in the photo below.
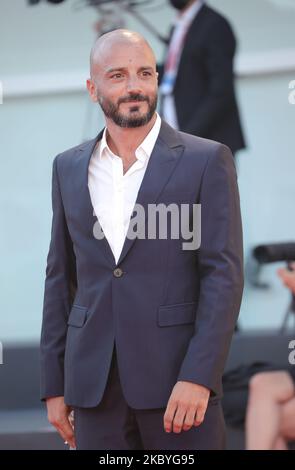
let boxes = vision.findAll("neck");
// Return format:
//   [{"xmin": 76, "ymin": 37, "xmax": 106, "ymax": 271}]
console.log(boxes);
[
  {"xmin": 105, "ymin": 113, "xmax": 157, "ymax": 158},
  {"xmin": 180, "ymin": 0, "xmax": 198, "ymax": 16}
]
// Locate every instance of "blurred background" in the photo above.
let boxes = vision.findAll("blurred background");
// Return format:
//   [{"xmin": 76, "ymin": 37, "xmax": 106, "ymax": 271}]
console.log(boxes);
[{"xmin": 0, "ymin": 0, "xmax": 295, "ymax": 450}]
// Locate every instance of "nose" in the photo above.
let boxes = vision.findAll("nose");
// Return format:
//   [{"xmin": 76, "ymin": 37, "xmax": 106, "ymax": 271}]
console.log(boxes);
[{"xmin": 126, "ymin": 75, "xmax": 142, "ymax": 94}]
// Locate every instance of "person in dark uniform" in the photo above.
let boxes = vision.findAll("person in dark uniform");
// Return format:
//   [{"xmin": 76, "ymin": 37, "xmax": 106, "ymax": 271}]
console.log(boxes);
[{"xmin": 159, "ymin": 0, "xmax": 246, "ymax": 156}]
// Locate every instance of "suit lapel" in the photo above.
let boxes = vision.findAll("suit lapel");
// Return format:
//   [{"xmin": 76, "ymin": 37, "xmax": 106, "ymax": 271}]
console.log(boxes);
[
  {"xmin": 77, "ymin": 121, "xmax": 185, "ymax": 267},
  {"xmin": 76, "ymin": 131, "xmax": 117, "ymax": 266}
]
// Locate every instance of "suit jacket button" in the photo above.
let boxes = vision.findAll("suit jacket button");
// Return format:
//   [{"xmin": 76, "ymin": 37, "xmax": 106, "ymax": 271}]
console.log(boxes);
[{"xmin": 113, "ymin": 268, "xmax": 123, "ymax": 278}]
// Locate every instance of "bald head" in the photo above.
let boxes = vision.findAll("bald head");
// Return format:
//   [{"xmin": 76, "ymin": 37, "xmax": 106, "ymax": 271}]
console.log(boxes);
[
  {"xmin": 87, "ymin": 28, "xmax": 158, "ymax": 129},
  {"xmin": 90, "ymin": 29, "xmax": 156, "ymax": 78}
]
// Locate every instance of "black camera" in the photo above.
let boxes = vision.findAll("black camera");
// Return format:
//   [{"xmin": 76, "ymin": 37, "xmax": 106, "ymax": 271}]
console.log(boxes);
[
  {"xmin": 251, "ymin": 242, "xmax": 295, "ymax": 331},
  {"xmin": 253, "ymin": 242, "xmax": 295, "ymax": 264},
  {"xmin": 27, "ymin": 0, "xmax": 66, "ymax": 5}
]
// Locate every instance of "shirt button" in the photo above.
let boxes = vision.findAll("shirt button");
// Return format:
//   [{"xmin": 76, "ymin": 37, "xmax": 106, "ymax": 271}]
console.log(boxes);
[{"xmin": 113, "ymin": 268, "xmax": 123, "ymax": 278}]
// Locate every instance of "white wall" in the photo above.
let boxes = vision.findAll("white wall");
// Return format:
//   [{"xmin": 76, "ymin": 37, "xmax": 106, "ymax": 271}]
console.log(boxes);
[{"xmin": 0, "ymin": 0, "xmax": 295, "ymax": 341}]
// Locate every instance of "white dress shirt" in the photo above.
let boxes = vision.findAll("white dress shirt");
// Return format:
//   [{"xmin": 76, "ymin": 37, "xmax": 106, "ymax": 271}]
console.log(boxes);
[
  {"xmin": 88, "ymin": 113, "xmax": 162, "ymax": 264},
  {"xmin": 161, "ymin": 0, "xmax": 204, "ymax": 129}
]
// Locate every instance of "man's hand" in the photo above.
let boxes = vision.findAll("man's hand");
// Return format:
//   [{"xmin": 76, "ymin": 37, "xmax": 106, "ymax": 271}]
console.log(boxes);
[
  {"xmin": 163, "ymin": 381, "xmax": 210, "ymax": 434},
  {"xmin": 46, "ymin": 396, "xmax": 76, "ymax": 449},
  {"xmin": 278, "ymin": 263, "xmax": 295, "ymax": 294}
]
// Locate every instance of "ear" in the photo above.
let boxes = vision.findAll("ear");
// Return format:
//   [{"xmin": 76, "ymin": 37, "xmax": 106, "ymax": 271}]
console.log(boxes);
[{"xmin": 86, "ymin": 78, "xmax": 98, "ymax": 103}]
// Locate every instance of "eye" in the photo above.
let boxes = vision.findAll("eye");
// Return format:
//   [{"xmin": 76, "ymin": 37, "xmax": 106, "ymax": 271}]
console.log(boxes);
[
  {"xmin": 110, "ymin": 73, "xmax": 124, "ymax": 79},
  {"xmin": 141, "ymin": 71, "xmax": 152, "ymax": 77}
]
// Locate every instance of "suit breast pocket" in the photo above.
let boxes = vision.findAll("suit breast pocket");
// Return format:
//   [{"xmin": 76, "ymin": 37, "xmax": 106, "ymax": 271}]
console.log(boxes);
[
  {"xmin": 157, "ymin": 191, "xmax": 193, "ymax": 206},
  {"xmin": 157, "ymin": 301, "xmax": 197, "ymax": 327}
]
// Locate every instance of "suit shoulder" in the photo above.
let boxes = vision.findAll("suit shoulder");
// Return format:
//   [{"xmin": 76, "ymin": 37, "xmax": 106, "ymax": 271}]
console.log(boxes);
[
  {"xmin": 179, "ymin": 131, "xmax": 233, "ymax": 167},
  {"xmin": 201, "ymin": 5, "xmax": 235, "ymax": 37},
  {"xmin": 55, "ymin": 137, "xmax": 98, "ymax": 165},
  {"xmin": 202, "ymin": 5, "xmax": 231, "ymax": 26},
  {"xmin": 179, "ymin": 130, "xmax": 224, "ymax": 154}
]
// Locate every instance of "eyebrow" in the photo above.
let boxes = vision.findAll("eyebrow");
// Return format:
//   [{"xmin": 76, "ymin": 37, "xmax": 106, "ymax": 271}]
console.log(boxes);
[{"xmin": 106, "ymin": 66, "xmax": 154, "ymax": 74}]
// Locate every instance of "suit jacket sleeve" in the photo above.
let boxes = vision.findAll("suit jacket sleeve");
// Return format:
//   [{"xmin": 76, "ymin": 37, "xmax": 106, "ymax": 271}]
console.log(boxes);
[
  {"xmin": 40, "ymin": 155, "xmax": 77, "ymax": 400},
  {"xmin": 177, "ymin": 144, "xmax": 244, "ymax": 396},
  {"xmin": 184, "ymin": 18, "xmax": 237, "ymax": 137}
]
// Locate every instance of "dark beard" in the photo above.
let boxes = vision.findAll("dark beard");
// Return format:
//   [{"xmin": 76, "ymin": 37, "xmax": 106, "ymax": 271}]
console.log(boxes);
[{"xmin": 98, "ymin": 93, "xmax": 158, "ymax": 128}]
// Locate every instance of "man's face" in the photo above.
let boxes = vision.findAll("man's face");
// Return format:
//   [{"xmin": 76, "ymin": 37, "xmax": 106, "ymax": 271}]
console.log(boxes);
[{"xmin": 89, "ymin": 41, "xmax": 158, "ymax": 128}]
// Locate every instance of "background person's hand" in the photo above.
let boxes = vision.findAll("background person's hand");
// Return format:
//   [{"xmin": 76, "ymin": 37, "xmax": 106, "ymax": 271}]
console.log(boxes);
[
  {"xmin": 277, "ymin": 262, "xmax": 295, "ymax": 295},
  {"xmin": 164, "ymin": 381, "xmax": 210, "ymax": 433},
  {"xmin": 46, "ymin": 396, "xmax": 76, "ymax": 449}
]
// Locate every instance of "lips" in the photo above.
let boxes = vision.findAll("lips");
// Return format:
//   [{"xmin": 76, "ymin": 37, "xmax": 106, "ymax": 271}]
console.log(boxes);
[{"xmin": 121, "ymin": 100, "xmax": 146, "ymax": 104}]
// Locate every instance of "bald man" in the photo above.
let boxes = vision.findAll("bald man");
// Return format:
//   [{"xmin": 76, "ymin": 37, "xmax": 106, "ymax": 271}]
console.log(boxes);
[{"xmin": 40, "ymin": 29, "xmax": 244, "ymax": 450}]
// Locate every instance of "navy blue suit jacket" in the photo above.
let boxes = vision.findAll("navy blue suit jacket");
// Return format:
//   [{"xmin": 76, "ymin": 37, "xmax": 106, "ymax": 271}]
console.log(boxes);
[{"xmin": 40, "ymin": 120, "xmax": 244, "ymax": 409}]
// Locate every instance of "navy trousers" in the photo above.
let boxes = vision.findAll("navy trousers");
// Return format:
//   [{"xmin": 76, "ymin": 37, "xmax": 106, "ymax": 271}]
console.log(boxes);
[{"xmin": 74, "ymin": 346, "xmax": 226, "ymax": 450}]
